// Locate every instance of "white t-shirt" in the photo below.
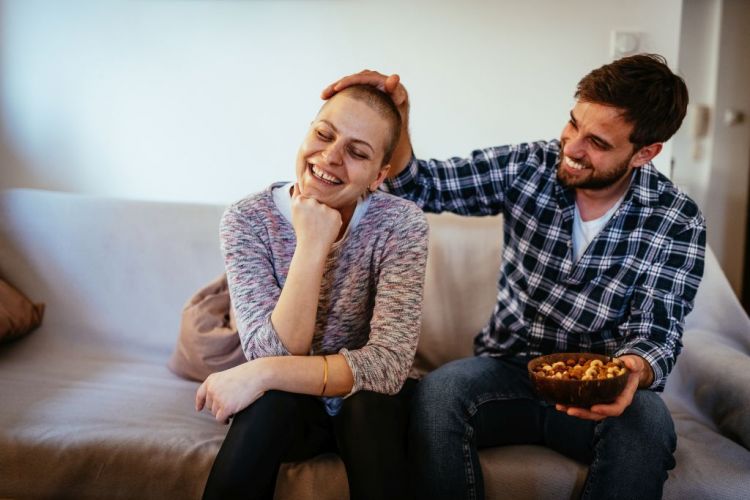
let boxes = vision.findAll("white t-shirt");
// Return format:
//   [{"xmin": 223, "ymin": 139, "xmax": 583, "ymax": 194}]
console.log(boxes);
[
  {"xmin": 572, "ymin": 193, "xmax": 626, "ymax": 263},
  {"xmin": 272, "ymin": 182, "xmax": 370, "ymax": 248}
]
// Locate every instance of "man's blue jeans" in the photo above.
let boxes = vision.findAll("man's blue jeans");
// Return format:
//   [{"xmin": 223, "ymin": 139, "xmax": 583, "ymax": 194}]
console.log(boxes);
[{"xmin": 409, "ymin": 357, "xmax": 677, "ymax": 500}]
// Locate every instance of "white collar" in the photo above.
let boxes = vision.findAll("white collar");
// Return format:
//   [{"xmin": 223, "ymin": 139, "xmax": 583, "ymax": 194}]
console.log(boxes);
[{"xmin": 271, "ymin": 182, "xmax": 371, "ymax": 244}]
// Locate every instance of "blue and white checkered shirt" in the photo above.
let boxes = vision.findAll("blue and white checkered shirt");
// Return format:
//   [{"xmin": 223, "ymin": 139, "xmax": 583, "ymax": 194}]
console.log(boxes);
[{"xmin": 386, "ymin": 139, "xmax": 706, "ymax": 391}]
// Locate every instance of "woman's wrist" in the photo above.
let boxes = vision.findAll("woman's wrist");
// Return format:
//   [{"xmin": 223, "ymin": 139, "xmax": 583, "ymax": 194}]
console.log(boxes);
[
  {"xmin": 294, "ymin": 239, "xmax": 331, "ymax": 262},
  {"xmin": 246, "ymin": 357, "xmax": 273, "ymax": 392}
]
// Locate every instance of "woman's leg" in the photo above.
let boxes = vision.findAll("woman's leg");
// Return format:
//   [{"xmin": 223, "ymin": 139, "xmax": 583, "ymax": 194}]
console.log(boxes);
[
  {"xmin": 331, "ymin": 378, "xmax": 417, "ymax": 500},
  {"xmin": 202, "ymin": 390, "xmax": 326, "ymax": 500}
]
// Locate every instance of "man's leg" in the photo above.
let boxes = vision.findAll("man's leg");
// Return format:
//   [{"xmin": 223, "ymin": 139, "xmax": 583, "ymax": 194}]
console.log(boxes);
[
  {"xmin": 332, "ymin": 378, "xmax": 417, "ymax": 500},
  {"xmin": 578, "ymin": 390, "xmax": 676, "ymax": 500},
  {"xmin": 409, "ymin": 357, "xmax": 552, "ymax": 500},
  {"xmin": 202, "ymin": 390, "xmax": 328, "ymax": 500}
]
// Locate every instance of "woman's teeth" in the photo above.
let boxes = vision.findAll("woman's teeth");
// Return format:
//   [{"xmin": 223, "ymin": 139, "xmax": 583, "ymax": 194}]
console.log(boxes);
[
  {"xmin": 310, "ymin": 164, "xmax": 342, "ymax": 184},
  {"xmin": 565, "ymin": 156, "xmax": 588, "ymax": 170}
]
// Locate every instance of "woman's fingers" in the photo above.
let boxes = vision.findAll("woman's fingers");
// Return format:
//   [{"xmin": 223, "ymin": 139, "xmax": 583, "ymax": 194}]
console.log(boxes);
[{"xmin": 195, "ymin": 382, "xmax": 206, "ymax": 411}]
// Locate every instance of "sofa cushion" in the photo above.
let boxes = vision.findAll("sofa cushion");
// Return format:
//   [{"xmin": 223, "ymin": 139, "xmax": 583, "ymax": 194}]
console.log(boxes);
[
  {"xmin": 413, "ymin": 212, "xmax": 503, "ymax": 375},
  {"xmin": 168, "ymin": 274, "xmax": 244, "ymax": 382},
  {"xmin": 0, "ymin": 278, "xmax": 44, "ymax": 343},
  {"xmin": 0, "ymin": 325, "xmax": 227, "ymax": 500}
]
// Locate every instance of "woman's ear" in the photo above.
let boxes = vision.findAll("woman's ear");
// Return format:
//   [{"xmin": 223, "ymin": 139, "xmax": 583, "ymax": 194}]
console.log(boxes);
[
  {"xmin": 369, "ymin": 164, "xmax": 392, "ymax": 192},
  {"xmin": 631, "ymin": 143, "xmax": 663, "ymax": 168}
]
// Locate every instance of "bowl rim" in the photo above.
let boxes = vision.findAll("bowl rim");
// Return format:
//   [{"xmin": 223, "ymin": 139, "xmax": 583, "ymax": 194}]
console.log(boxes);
[{"xmin": 527, "ymin": 352, "xmax": 629, "ymax": 383}]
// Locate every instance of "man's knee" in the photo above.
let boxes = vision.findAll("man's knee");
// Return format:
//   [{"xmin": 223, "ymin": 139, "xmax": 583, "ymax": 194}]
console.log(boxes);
[{"xmin": 601, "ymin": 390, "xmax": 676, "ymax": 455}]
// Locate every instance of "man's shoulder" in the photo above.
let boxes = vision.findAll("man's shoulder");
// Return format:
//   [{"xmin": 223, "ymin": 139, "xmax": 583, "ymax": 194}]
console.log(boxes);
[
  {"xmin": 485, "ymin": 139, "xmax": 559, "ymax": 166},
  {"xmin": 652, "ymin": 170, "xmax": 704, "ymax": 229}
]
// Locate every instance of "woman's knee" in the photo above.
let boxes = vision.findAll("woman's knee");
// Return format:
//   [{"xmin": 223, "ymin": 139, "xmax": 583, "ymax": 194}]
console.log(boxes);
[
  {"xmin": 231, "ymin": 390, "xmax": 302, "ymax": 429},
  {"xmin": 338, "ymin": 390, "xmax": 405, "ymax": 430}
]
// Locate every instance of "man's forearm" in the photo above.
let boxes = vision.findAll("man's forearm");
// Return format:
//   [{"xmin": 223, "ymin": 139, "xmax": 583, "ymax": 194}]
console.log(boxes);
[{"xmin": 387, "ymin": 122, "xmax": 414, "ymax": 179}]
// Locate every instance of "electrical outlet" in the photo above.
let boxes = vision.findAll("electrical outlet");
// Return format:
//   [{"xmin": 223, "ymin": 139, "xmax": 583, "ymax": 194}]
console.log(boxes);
[{"xmin": 610, "ymin": 31, "xmax": 640, "ymax": 59}]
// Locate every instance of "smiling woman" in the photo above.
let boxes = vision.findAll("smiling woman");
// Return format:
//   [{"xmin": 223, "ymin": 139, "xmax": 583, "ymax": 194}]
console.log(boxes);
[
  {"xmin": 197, "ymin": 85, "xmax": 428, "ymax": 500},
  {"xmin": 294, "ymin": 86, "xmax": 401, "ymax": 234}
]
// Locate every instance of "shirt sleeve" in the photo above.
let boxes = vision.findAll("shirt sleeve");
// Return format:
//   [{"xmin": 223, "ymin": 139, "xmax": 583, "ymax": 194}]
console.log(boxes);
[
  {"xmin": 384, "ymin": 143, "xmax": 538, "ymax": 216},
  {"xmin": 339, "ymin": 206, "xmax": 430, "ymax": 396},
  {"xmin": 615, "ymin": 214, "xmax": 707, "ymax": 391},
  {"xmin": 219, "ymin": 205, "xmax": 291, "ymax": 360}
]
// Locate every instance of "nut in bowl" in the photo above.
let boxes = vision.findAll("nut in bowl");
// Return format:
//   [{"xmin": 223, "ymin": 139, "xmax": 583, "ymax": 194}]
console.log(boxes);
[{"xmin": 527, "ymin": 353, "xmax": 630, "ymax": 407}]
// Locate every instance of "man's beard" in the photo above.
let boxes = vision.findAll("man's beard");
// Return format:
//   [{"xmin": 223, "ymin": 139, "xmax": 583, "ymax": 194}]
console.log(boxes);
[{"xmin": 556, "ymin": 150, "xmax": 633, "ymax": 190}]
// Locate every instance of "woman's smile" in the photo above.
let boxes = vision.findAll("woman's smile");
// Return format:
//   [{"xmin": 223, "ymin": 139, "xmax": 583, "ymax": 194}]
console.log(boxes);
[{"xmin": 308, "ymin": 163, "xmax": 343, "ymax": 185}]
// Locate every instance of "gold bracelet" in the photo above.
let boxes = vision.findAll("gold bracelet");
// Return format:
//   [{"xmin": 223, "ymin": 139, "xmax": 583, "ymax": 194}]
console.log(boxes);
[{"xmin": 320, "ymin": 355, "xmax": 329, "ymax": 396}]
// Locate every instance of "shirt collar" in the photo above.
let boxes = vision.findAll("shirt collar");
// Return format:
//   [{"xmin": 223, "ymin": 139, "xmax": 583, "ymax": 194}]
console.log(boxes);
[{"xmin": 627, "ymin": 162, "xmax": 660, "ymax": 207}]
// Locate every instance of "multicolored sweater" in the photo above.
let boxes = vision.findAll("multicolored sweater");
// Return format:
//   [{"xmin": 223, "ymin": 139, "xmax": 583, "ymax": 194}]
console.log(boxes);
[{"xmin": 220, "ymin": 183, "xmax": 429, "ymax": 396}]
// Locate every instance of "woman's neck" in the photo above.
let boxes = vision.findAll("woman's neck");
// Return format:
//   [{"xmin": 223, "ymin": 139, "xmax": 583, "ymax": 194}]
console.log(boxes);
[{"xmin": 337, "ymin": 203, "xmax": 356, "ymax": 241}]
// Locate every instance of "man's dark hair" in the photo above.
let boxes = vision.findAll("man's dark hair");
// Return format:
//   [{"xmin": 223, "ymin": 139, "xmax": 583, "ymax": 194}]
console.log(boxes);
[
  {"xmin": 329, "ymin": 84, "xmax": 402, "ymax": 165},
  {"xmin": 575, "ymin": 54, "xmax": 689, "ymax": 150}
]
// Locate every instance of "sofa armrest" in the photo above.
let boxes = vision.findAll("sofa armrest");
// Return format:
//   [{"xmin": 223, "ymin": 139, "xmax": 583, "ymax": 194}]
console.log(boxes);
[{"xmin": 677, "ymin": 329, "xmax": 750, "ymax": 450}]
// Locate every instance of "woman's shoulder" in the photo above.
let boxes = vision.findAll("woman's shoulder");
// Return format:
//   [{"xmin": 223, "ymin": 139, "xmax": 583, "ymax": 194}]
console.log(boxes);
[
  {"xmin": 223, "ymin": 185, "xmax": 280, "ymax": 220},
  {"xmin": 365, "ymin": 191, "xmax": 428, "ymax": 230}
]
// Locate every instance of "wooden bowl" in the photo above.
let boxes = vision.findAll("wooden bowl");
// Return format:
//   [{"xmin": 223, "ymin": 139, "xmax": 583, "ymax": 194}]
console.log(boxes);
[{"xmin": 527, "ymin": 352, "xmax": 629, "ymax": 407}]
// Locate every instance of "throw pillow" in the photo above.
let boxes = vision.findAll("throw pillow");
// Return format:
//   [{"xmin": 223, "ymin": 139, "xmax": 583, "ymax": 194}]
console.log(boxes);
[
  {"xmin": 168, "ymin": 274, "xmax": 245, "ymax": 382},
  {"xmin": 0, "ymin": 278, "xmax": 45, "ymax": 343}
]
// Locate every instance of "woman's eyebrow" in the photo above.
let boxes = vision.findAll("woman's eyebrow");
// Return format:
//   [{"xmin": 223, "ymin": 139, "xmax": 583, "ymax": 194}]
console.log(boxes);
[{"xmin": 318, "ymin": 119, "xmax": 374, "ymax": 152}]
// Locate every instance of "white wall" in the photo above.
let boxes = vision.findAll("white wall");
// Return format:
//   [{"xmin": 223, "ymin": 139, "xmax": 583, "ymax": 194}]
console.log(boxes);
[
  {"xmin": 672, "ymin": 0, "xmax": 750, "ymax": 296},
  {"xmin": 0, "ymin": 0, "xmax": 683, "ymax": 205}
]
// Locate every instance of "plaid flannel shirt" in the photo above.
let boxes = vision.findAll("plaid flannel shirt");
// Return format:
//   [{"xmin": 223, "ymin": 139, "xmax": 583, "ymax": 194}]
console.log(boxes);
[{"xmin": 386, "ymin": 139, "xmax": 706, "ymax": 391}]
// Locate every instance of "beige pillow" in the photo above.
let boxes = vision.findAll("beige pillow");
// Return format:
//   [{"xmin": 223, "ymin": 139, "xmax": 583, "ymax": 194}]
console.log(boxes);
[
  {"xmin": 0, "ymin": 278, "xmax": 45, "ymax": 343},
  {"xmin": 168, "ymin": 274, "xmax": 245, "ymax": 382}
]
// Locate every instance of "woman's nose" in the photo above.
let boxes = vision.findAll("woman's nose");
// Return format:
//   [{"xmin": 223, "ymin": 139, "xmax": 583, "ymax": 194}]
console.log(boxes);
[{"xmin": 323, "ymin": 142, "xmax": 344, "ymax": 165}]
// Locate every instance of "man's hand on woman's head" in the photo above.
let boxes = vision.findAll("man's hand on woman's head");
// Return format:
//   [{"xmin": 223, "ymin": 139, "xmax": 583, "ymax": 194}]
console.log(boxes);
[
  {"xmin": 291, "ymin": 183, "xmax": 342, "ymax": 253},
  {"xmin": 321, "ymin": 70, "xmax": 409, "ymax": 109}
]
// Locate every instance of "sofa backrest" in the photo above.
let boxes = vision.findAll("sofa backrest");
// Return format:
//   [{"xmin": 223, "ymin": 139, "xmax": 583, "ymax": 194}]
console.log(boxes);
[
  {"xmin": 0, "ymin": 189, "xmax": 226, "ymax": 356},
  {"xmin": 1, "ymin": 189, "xmax": 746, "ymax": 373},
  {"xmin": 414, "ymin": 212, "xmax": 502, "ymax": 374}
]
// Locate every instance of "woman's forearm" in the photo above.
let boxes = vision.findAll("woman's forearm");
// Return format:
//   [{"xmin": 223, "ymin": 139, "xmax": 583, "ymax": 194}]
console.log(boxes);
[
  {"xmin": 257, "ymin": 354, "xmax": 354, "ymax": 397},
  {"xmin": 270, "ymin": 243, "xmax": 328, "ymax": 355}
]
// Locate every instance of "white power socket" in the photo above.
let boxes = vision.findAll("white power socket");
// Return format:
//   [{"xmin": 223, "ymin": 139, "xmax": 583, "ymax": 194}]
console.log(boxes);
[{"xmin": 610, "ymin": 31, "xmax": 640, "ymax": 59}]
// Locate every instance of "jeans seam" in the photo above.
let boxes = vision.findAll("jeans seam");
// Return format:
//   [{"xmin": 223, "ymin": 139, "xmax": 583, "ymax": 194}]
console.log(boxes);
[
  {"xmin": 462, "ymin": 392, "xmax": 537, "ymax": 500},
  {"xmin": 580, "ymin": 420, "xmax": 603, "ymax": 500}
]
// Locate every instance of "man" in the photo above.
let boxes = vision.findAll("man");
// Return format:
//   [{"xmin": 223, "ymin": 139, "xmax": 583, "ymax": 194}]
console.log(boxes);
[{"xmin": 322, "ymin": 54, "xmax": 705, "ymax": 499}]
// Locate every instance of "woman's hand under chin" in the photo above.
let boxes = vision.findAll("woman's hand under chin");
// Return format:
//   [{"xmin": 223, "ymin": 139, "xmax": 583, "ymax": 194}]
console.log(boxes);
[
  {"xmin": 291, "ymin": 183, "xmax": 342, "ymax": 252},
  {"xmin": 195, "ymin": 360, "xmax": 268, "ymax": 424}
]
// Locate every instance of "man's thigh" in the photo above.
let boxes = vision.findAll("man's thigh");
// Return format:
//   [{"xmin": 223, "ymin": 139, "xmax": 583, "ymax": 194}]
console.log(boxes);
[{"xmin": 419, "ymin": 356, "xmax": 595, "ymax": 460}]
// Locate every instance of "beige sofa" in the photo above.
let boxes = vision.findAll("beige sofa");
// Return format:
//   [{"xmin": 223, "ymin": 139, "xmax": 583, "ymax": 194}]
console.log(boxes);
[{"xmin": 1, "ymin": 188, "xmax": 749, "ymax": 499}]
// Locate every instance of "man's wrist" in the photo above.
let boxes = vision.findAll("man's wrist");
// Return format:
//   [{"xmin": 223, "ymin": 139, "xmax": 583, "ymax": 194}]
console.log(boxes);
[{"xmin": 639, "ymin": 359, "xmax": 655, "ymax": 388}]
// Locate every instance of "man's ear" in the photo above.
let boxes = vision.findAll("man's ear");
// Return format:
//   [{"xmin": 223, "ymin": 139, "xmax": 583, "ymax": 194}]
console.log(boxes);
[
  {"xmin": 631, "ymin": 143, "xmax": 663, "ymax": 168},
  {"xmin": 369, "ymin": 163, "xmax": 392, "ymax": 191}
]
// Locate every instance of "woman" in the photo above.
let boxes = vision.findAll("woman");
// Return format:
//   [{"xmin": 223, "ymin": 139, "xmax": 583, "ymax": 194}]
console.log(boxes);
[{"xmin": 197, "ymin": 84, "xmax": 429, "ymax": 500}]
